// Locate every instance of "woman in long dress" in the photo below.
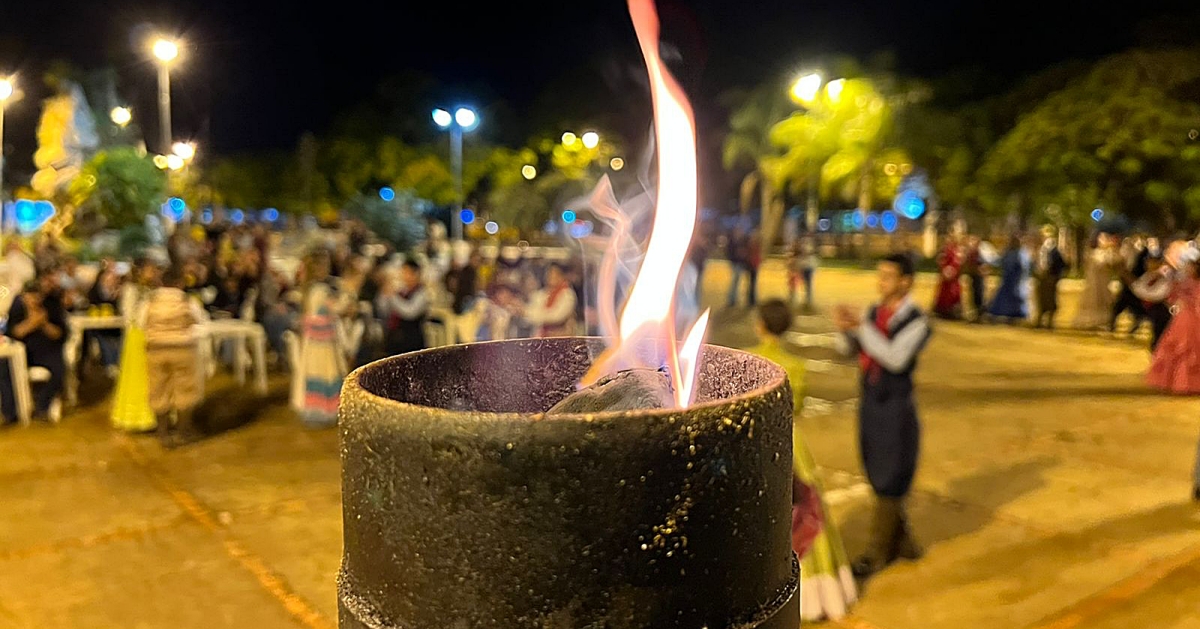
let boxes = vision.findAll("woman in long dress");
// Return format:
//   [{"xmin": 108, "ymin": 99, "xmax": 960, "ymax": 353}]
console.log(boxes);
[
  {"xmin": 296, "ymin": 283, "xmax": 346, "ymax": 427},
  {"xmin": 1073, "ymin": 234, "xmax": 1123, "ymax": 330},
  {"xmin": 1148, "ymin": 247, "xmax": 1200, "ymax": 394},
  {"xmin": 987, "ymin": 236, "xmax": 1029, "ymax": 321},
  {"xmin": 932, "ymin": 237, "xmax": 963, "ymax": 319},
  {"xmin": 110, "ymin": 261, "xmax": 159, "ymax": 432}
]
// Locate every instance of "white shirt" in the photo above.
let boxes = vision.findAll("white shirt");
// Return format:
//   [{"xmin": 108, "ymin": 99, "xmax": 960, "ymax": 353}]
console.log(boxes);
[{"xmin": 523, "ymin": 284, "xmax": 577, "ymax": 328}]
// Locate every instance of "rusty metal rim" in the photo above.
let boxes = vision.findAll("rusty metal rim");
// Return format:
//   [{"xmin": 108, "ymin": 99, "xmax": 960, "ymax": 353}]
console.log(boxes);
[{"xmin": 345, "ymin": 337, "xmax": 789, "ymax": 424}]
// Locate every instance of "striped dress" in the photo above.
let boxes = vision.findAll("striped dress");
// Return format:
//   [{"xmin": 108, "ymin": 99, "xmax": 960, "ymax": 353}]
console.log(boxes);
[{"xmin": 299, "ymin": 305, "xmax": 346, "ymax": 427}]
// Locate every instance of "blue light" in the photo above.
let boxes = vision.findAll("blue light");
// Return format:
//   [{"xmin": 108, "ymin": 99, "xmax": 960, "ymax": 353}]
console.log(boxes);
[
  {"xmin": 818, "ymin": 218, "xmax": 831, "ymax": 232},
  {"xmin": 894, "ymin": 190, "xmax": 926, "ymax": 219},
  {"xmin": 1091, "ymin": 208, "xmax": 1104, "ymax": 222},
  {"xmin": 866, "ymin": 213, "xmax": 880, "ymax": 229},
  {"xmin": 168, "ymin": 197, "xmax": 185, "ymax": 212},
  {"xmin": 561, "ymin": 210, "xmax": 576, "ymax": 223},
  {"xmin": 262, "ymin": 208, "xmax": 280, "ymax": 222},
  {"xmin": 881, "ymin": 211, "xmax": 898, "ymax": 233},
  {"xmin": 379, "ymin": 187, "xmax": 396, "ymax": 202},
  {"xmin": 201, "ymin": 209, "xmax": 213, "ymax": 224},
  {"xmin": 569, "ymin": 220, "xmax": 594, "ymax": 239},
  {"xmin": 13, "ymin": 199, "xmax": 55, "ymax": 234},
  {"xmin": 230, "ymin": 209, "xmax": 245, "ymax": 225},
  {"xmin": 841, "ymin": 212, "xmax": 854, "ymax": 230},
  {"xmin": 484, "ymin": 221, "xmax": 499, "ymax": 235},
  {"xmin": 851, "ymin": 212, "xmax": 865, "ymax": 230},
  {"xmin": 460, "ymin": 209, "xmax": 475, "ymax": 224}
]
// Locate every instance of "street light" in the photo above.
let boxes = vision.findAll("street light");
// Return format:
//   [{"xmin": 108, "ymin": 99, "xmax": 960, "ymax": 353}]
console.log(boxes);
[
  {"xmin": 432, "ymin": 106, "xmax": 479, "ymax": 241},
  {"xmin": 581, "ymin": 131, "xmax": 600, "ymax": 149},
  {"xmin": 825, "ymin": 78, "xmax": 846, "ymax": 103},
  {"xmin": 166, "ymin": 154, "xmax": 185, "ymax": 171},
  {"xmin": 151, "ymin": 36, "xmax": 180, "ymax": 155},
  {"xmin": 790, "ymin": 72, "xmax": 822, "ymax": 103},
  {"xmin": 521, "ymin": 164, "xmax": 537, "ymax": 180},
  {"xmin": 172, "ymin": 141, "xmax": 195, "ymax": 161},
  {"xmin": 110, "ymin": 106, "xmax": 132, "ymax": 127},
  {"xmin": 609, "ymin": 157, "xmax": 625, "ymax": 171},
  {"xmin": 0, "ymin": 77, "xmax": 13, "ymax": 237},
  {"xmin": 561, "ymin": 131, "xmax": 577, "ymax": 147}
]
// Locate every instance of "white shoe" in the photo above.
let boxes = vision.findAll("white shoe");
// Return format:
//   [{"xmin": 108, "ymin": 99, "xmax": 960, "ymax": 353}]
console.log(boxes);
[{"xmin": 48, "ymin": 399, "xmax": 62, "ymax": 423}]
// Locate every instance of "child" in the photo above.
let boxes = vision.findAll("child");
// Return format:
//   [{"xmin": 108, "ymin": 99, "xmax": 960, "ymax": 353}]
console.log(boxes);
[
  {"xmin": 140, "ymin": 268, "xmax": 206, "ymax": 447},
  {"xmin": 296, "ymin": 283, "xmax": 347, "ymax": 427},
  {"xmin": 834, "ymin": 253, "xmax": 932, "ymax": 579},
  {"xmin": 750, "ymin": 299, "xmax": 857, "ymax": 621}
]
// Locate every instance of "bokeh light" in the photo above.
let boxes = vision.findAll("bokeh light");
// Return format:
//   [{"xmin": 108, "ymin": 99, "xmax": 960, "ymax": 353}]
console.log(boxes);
[
  {"xmin": 262, "ymin": 208, "xmax": 280, "ymax": 222},
  {"xmin": 825, "ymin": 78, "xmax": 845, "ymax": 103},
  {"xmin": 851, "ymin": 212, "xmax": 865, "ymax": 230},
  {"xmin": 881, "ymin": 211, "xmax": 898, "ymax": 233},
  {"xmin": 230, "ymin": 209, "xmax": 245, "ymax": 224},
  {"xmin": 818, "ymin": 218, "xmax": 832, "ymax": 232},
  {"xmin": 1091, "ymin": 208, "xmax": 1104, "ymax": 222},
  {"xmin": 110, "ymin": 106, "xmax": 132, "ymax": 127},
  {"xmin": 172, "ymin": 142, "xmax": 195, "ymax": 160},
  {"xmin": 152, "ymin": 38, "xmax": 179, "ymax": 62},
  {"xmin": 581, "ymin": 131, "xmax": 600, "ymax": 149},
  {"xmin": 484, "ymin": 221, "xmax": 499, "ymax": 235},
  {"xmin": 866, "ymin": 213, "xmax": 880, "ymax": 229},
  {"xmin": 165, "ymin": 154, "xmax": 184, "ymax": 171},
  {"xmin": 561, "ymin": 131, "xmax": 578, "ymax": 147},
  {"xmin": 521, "ymin": 164, "xmax": 537, "ymax": 180},
  {"xmin": 379, "ymin": 187, "xmax": 396, "ymax": 201},
  {"xmin": 460, "ymin": 209, "xmax": 476, "ymax": 224},
  {"xmin": 561, "ymin": 210, "xmax": 576, "ymax": 223},
  {"xmin": 0, "ymin": 78, "xmax": 12, "ymax": 101},
  {"xmin": 610, "ymin": 157, "xmax": 625, "ymax": 171}
]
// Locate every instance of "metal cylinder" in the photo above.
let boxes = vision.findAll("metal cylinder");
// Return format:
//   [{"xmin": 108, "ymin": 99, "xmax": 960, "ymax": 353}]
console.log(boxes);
[{"xmin": 339, "ymin": 337, "xmax": 799, "ymax": 628}]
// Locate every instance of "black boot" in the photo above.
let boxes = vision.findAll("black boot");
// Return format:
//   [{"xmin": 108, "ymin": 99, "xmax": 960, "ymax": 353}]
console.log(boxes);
[
  {"xmin": 890, "ymin": 501, "xmax": 924, "ymax": 561},
  {"xmin": 852, "ymin": 497, "xmax": 901, "ymax": 579},
  {"xmin": 1192, "ymin": 486, "xmax": 1200, "ymax": 502}
]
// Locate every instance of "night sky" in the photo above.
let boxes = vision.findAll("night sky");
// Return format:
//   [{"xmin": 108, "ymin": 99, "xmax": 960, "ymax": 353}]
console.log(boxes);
[{"xmin": 1, "ymin": 0, "xmax": 1197, "ymax": 167}]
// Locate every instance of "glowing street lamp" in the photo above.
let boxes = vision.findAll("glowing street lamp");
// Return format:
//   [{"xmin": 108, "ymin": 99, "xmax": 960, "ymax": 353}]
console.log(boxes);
[
  {"xmin": 431, "ymin": 105, "xmax": 480, "ymax": 240},
  {"xmin": 172, "ymin": 141, "xmax": 196, "ymax": 161},
  {"xmin": 150, "ymin": 36, "xmax": 181, "ymax": 155},
  {"xmin": 581, "ymin": 131, "xmax": 600, "ymax": 149},
  {"xmin": 609, "ymin": 157, "xmax": 625, "ymax": 171},
  {"xmin": 110, "ymin": 106, "xmax": 132, "ymax": 127},
  {"xmin": 521, "ymin": 164, "xmax": 537, "ymax": 180},
  {"xmin": 0, "ymin": 77, "xmax": 13, "ymax": 235},
  {"xmin": 790, "ymin": 72, "xmax": 822, "ymax": 103},
  {"xmin": 825, "ymin": 78, "xmax": 846, "ymax": 103},
  {"xmin": 561, "ymin": 131, "xmax": 577, "ymax": 147},
  {"xmin": 165, "ymin": 154, "xmax": 185, "ymax": 171}
]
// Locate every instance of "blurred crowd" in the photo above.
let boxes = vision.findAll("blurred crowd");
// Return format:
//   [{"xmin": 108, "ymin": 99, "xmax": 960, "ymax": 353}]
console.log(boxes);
[{"xmin": 0, "ymin": 219, "xmax": 593, "ymax": 439}]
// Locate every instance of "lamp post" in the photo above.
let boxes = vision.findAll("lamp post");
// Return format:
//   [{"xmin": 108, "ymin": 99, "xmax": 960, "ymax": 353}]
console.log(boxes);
[
  {"xmin": 152, "ymin": 37, "xmax": 179, "ymax": 155},
  {"xmin": 433, "ymin": 106, "xmax": 479, "ymax": 241},
  {"xmin": 0, "ymin": 77, "xmax": 13, "ymax": 238}
]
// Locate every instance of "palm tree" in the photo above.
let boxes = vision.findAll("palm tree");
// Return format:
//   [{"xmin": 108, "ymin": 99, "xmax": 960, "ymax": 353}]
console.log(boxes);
[{"xmin": 721, "ymin": 84, "xmax": 793, "ymax": 248}]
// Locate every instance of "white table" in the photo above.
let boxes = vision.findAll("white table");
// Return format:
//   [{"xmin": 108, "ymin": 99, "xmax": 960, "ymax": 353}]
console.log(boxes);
[
  {"xmin": 65, "ymin": 315, "xmax": 126, "ymax": 406},
  {"xmin": 0, "ymin": 340, "xmax": 33, "ymax": 426},
  {"xmin": 200, "ymin": 319, "xmax": 268, "ymax": 394}
]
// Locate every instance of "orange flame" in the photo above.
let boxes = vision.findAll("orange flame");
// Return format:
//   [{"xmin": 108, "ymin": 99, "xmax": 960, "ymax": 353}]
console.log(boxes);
[{"xmin": 582, "ymin": 0, "xmax": 710, "ymax": 407}]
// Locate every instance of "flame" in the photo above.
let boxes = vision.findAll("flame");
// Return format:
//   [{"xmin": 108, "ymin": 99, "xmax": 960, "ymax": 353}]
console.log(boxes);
[{"xmin": 581, "ymin": 0, "xmax": 710, "ymax": 407}]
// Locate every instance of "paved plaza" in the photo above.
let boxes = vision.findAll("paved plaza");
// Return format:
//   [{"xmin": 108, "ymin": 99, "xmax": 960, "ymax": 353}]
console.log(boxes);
[{"xmin": 3, "ymin": 261, "xmax": 1199, "ymax": 629}]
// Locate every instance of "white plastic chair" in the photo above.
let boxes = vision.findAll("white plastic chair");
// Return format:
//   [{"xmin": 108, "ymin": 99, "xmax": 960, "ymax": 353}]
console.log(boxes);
[{"xmin": 28, "ymin": 366, "xmax": 61, "ymax": 423}]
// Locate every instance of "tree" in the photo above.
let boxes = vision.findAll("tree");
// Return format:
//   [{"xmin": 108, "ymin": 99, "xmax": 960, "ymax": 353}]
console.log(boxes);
[
  {"xmin": 721, "ymin": 83, "xmax": 793, "ymax": 247},
  {"xmin": 342, "ymin": 191, "xmax": 427, "ymax": 252},
  {"xmin": 68, "ymin": 147, "xmax": 167, "ymax": 233},
  {"xmin": 975, "ymin": 49, "xmax": 1200, "ymax": 233}
]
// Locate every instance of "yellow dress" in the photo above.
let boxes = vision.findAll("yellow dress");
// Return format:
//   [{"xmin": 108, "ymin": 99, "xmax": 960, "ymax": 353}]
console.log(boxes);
[
  {"xmin": 111, "ymin": 289, "xmax": 156, "ymax": 432},
  {"xmin": 750, "ymin": 338, "xmax": 857, "ymax": 621}
]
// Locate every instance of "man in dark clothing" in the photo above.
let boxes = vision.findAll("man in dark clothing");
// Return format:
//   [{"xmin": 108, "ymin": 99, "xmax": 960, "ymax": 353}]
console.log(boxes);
[
  {"xmin": 834, "ymin": 254, "xmax": 932, "ymax": 579},
  {"xmin": 962, "ymin": 235, "xmax": 987, "ymax": 322},
  {"xmin": 1111, "ymin": 238, "xmax": 1150, "ymax": 333}
]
